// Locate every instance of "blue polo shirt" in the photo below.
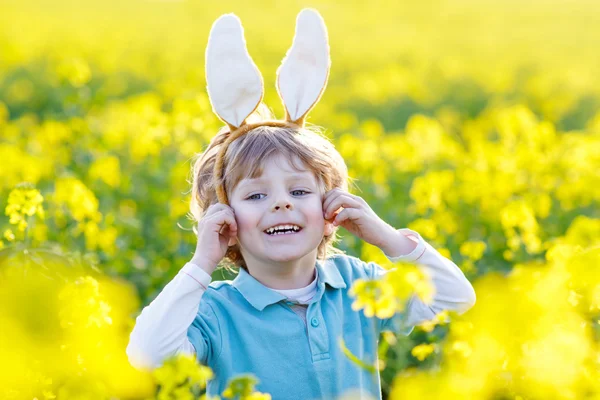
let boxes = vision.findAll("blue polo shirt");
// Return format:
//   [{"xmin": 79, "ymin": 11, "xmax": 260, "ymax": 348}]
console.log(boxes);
[{"xmin": 187, "ymin": 254, "xmax": 413, "ymax": 400}]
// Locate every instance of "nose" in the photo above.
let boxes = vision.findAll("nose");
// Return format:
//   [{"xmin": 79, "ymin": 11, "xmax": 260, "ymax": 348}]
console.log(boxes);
[
  {"xmin": 271, "ymin": 193, "xmax": 294, "ymax": 212},
  {"xmin": 272, "ymin": 203, "xmax": 293, "ymax": 211}
]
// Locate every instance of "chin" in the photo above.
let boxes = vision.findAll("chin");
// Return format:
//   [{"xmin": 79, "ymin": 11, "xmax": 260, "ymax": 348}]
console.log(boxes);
[
  {"xmin": 267, "ymin": 251, "xmax": 310, "ymax": 263},
  {"xmin": 269, "ymin": 245, "xmax": 319, "ymax": 263}
]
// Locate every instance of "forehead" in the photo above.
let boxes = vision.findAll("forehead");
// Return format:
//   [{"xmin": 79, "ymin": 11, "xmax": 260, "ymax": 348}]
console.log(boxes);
[
  {"xmin": 239, "ymin": 172, "xmax": 314, "ymax": 186},
  {"xmin": 234, "ymin": 154, "xmax": 318, "ymax": 189}
]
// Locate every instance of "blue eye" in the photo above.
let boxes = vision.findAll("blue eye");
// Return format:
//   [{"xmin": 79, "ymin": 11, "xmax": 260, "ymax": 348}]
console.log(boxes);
[
  {"xmin": 247, "ymin": 193, "xmax": 265, "ymax": 200},
  {"xmin": 246, "ymin": 190, "xmax": 310, "ymax": 201}
]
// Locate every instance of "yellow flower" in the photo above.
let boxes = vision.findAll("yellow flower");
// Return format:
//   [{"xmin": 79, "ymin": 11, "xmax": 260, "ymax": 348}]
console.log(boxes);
[
  {"xmin": 404, "ymin": 270, "xmax": 435, "ymax": 305},
  {"xmin": 460, "ymin": 241, "xmax": 487, "ymax": 261},
  {"xmin": 407, "ymin": 218, "xmax": 438, "ymax": 240},
  {"xmin": 245, "ymin": 393, "xmax": 272, "ymax": 400},
  {"xmin": 4, "ymin": 229, "xmax": 15, "ymax": 242},
  {"xmin": 42, "ymin": 390, "xmax": 56, "ymax": 400},
  {"xmin": 417, "ymin": 310, "xmax": 450, "ymax": 332},
  {"xmin": 56, "ymin": 57, "xmax": 91, "ymax": 87},
  {"xmin": 58, "ymin": 276, "xmax": 113, "ymax": 329},
  {"xmin": 350, "ymin": 279, "xmax": 397, "ymax": 319},
  {"xmin": 437, "ymin": 247, "xmax": 452, "ymax": 259},
  {"xmin": 418, "ymin": 319, "xmax": 437, "ymax": 333},
  {"xmin": 360, "ymin": 242, "xmax": 392, "ymax": 268},
  {"xmin": 53, "ymin": 178, "xmax": 101, "ymax": 223},
  {"xmin": 5, "ymin": 183, "xmax": 45, "ymax": 233},
  {"xmin": 89, "ymin": 155, "xmax": 121, "ymax": 188},
  {"xmin": 173, "ymin": 385, "xmax": 195, "ymax": 400},
  {"xmin": 409, "ymin": 170, "xmax": 455, "ymax": 214},
  {"xmin": 154, "ymin": 354, "xmax": 214, "ymax": 398},
  {"xmin": 222, "ymin": 374, "xmax": 260, "ymax": 399},
  {"xmin": 450, "ymin": 340, "xmax": 473, "ymax": 358},
  {"xmin": 52, "ymin": 178, "xmax": 102, "ymax": 241},
  {"xmin": 589, "ymin": 285, "xmax": 600, "ymax": 312},
  {"xmin": 411, "ymin": 343, "xmax": 437, "ymax": 361}
]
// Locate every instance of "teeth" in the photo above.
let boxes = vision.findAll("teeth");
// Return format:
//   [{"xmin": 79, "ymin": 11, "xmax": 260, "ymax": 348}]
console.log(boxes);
[{"xmin": 266, "ymin": 224, "xmax": 301, "ymax": 234}]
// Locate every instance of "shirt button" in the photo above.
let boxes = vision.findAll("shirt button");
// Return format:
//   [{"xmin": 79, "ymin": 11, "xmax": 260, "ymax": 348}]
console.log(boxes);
[{"xmin": 310, "ymin": 318, "xmax": 319, "ymax": 327}]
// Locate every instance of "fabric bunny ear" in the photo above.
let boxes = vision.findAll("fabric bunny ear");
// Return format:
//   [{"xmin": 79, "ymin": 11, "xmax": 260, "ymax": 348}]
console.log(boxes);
[
  {"xmin": 206, "ymin": 14, "xmax": 264, "ymax": 130},
  {"xmin": 276, "ymin": 9, "xmax": 331, "ymax": 126}
]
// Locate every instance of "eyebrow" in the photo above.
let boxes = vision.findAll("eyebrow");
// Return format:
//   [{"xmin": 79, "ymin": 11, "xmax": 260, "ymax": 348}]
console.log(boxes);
[{"xmin": 238, "ymin": 174, "xmax": 314, "ymax": 188}]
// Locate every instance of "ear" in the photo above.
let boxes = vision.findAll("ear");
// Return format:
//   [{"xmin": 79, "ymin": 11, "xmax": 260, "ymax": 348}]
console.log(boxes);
[
  {"xmin": 228, "ymin": 237, "xmax": 238, "ymax": 247},
  {"xmin": 206, "ymin": 13, "xmax": 264, "ymax": 131},
  {"xmin": 276, "ymin": 8, "xmax": 331, "ymax": 126},
  {"xmin": 324, "ymin": 220, "xmax": 335, "ymax": 237}
]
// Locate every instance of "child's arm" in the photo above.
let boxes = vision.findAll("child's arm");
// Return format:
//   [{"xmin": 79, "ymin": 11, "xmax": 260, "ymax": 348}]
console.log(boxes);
[
  {"xmin": 126, "ymin": 261, "xmax": 213, "ymax": 369},
  {"xmin": 127, "ymin": 203, "xmax": 238, "ymax": 369},
  {"xmin": 322, "ymin": 188, "xmax": 475, "ymax": 333},
  {"xmin": 376, "ymin": 228, "xmax": 476, "ymax": 334}
]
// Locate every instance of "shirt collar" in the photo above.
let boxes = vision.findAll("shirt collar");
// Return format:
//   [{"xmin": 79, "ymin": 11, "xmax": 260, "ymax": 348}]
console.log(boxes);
[{"xmin": 232, "ymin": 259, "xmax": 347, "ymax": 311}]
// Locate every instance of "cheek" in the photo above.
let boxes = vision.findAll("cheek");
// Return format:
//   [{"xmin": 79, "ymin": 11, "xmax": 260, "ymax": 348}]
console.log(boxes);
[
  {"xmin": 239, "ymin": 220, "xmax": 257, "ymax": 238},
  {"xmin": 306, "ymin": 201, "xmax": 326, "ymax": 226},
  {"xmin": 231, "ymin": 206, "xmax": 260, "ymax": 236}
]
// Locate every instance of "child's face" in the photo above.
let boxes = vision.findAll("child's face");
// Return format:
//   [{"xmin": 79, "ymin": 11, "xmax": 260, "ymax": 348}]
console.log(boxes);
[{"xmin": 229, "ymin": 153, "xmax": 334, "ymax": 266}]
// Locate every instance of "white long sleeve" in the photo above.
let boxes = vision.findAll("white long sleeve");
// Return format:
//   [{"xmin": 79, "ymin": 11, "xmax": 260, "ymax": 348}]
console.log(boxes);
[
  {"xmin": 126, "ymin": 262, "xmax": 212, "ymax": 370},
  {"xmin": 379, "ymin": 228, "xmax": 477, "ymax": 330}
]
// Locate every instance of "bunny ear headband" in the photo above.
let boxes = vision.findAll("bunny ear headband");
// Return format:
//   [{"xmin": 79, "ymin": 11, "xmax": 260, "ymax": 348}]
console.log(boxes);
[{"xmin": 206, "ymin": 8, "xmax": 331, "ymax": 205}]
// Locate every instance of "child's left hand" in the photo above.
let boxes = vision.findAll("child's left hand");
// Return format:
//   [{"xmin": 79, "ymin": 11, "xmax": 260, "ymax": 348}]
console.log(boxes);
[{"xmin": 322, "ymin": 188, "xmax": 397, "ymax": 251}]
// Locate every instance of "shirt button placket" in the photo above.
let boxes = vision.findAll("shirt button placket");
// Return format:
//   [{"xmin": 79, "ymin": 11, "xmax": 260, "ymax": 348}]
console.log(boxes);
[{"xmin": 307, "ymin": 305, "xmax": 329, "ymax": 362}]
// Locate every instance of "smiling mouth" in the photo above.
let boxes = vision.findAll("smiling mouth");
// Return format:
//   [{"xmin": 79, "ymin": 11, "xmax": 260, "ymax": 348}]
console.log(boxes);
[{"xmin": 264, "ymin": 228, "xmax": 303, "ymax": 236}]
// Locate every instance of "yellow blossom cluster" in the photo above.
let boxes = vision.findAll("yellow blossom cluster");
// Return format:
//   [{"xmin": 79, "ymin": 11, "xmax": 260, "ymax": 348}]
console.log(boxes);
[
  {"xmin": 3, "ymin": 183, "xmax": 45, "ymax": 246},
  {"xmin": 350, "ymin": 264, "xmax": 433, "ymax": 320}
]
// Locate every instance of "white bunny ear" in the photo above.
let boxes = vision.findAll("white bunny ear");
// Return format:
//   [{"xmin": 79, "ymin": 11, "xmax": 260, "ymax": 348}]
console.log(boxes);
[
  {"xmin": 206, "ymin": 14, "xmax": 264, "ymax": 130},
  {"xmin": 276, "ymin": 9, "xmax": 331, "ymax": 126}
]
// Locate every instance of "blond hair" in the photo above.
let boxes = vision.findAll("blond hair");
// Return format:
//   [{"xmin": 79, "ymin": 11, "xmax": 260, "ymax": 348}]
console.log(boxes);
[{"xmin": 188, "ymin": 106, "xmax": 349, "ymax": 272}]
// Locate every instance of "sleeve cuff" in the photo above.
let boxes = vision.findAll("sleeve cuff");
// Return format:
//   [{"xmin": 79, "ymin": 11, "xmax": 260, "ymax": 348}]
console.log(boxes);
[
  {"xmin": 384, "ymin": 228, "xmax": 427, "ymax": 263},
  {"xmin": 181, "ymin": 262, "xmax": 213, "ymax": 290}
]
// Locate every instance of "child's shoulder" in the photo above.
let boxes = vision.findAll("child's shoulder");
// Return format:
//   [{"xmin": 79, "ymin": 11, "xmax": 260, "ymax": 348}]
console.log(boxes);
[
  {"xmin": 200, "ymin": 277, "xmax": 241, "ymax": 310},
  {"xmin": 322, "ymin": 253, "xmax": 382, "ymax": 282}
]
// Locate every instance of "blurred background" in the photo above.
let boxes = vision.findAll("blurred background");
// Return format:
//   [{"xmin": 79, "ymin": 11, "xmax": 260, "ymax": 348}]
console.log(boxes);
[{"xmin": 1, "ymin": 0, "xmax": 600, "ymax": 399}]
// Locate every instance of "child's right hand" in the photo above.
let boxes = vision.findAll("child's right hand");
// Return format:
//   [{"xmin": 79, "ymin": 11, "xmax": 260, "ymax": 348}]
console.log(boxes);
[{"xmin": 191, "ymin": 203, "xmax": 238, "ymax": 274}]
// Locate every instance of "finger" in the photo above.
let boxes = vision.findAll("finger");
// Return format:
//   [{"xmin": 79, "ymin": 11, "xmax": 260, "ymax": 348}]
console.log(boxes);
[
  {"xmin": 218, "ymin": 220, "xmax": 237, "ymax": 236},
  {"xmin": 207, "ymin": 206, "xmax": 235, "ymax": 220},
  {"xmin": 333, "ymin": 208, "xmax": 359, "ymax": 226},
  {"xmin": 324, "ymin": 195, "xmax": 361, "ymax": 219},
  {"xmin": 321, "ymin": 188, "xmax": 335, "ymax": 203},
  {"xmin": 205, "ymin": 209, "xmax": 234, "ymax": 231},
  {"xmin": 204, "ymin": 203, "xmax": 227, "ymax": 218},
  {"xmin": 218, "ymin": 213, "xmax": 238, "ymax": 236},
  {"xmin": 205, "ymin": 209, "xmax": 228, "ymax": 224},
  {"xmin": 323, "ymin": 190, "xmax": 362, "ymax": 215},
  {"xmin": 322, "ymin": 188, "xmax": 343, "ymax": 211}
]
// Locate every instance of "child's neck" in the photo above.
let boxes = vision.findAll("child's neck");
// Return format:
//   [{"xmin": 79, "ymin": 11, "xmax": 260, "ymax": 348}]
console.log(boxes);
[{"xmin": 245, "ymin": 250, "xmax": 318, "ymax": 290}]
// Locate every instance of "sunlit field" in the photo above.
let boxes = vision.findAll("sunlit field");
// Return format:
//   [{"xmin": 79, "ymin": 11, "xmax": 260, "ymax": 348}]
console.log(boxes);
[{"xmin": 1, "ymin": 0, "xmax": 600, "ymax": 398}]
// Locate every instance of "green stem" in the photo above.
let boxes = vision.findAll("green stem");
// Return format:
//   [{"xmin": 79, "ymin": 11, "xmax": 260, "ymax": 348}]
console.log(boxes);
[{"xmin": 24, "ymin": 214, "xmax": 33, "ymax": 249}]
